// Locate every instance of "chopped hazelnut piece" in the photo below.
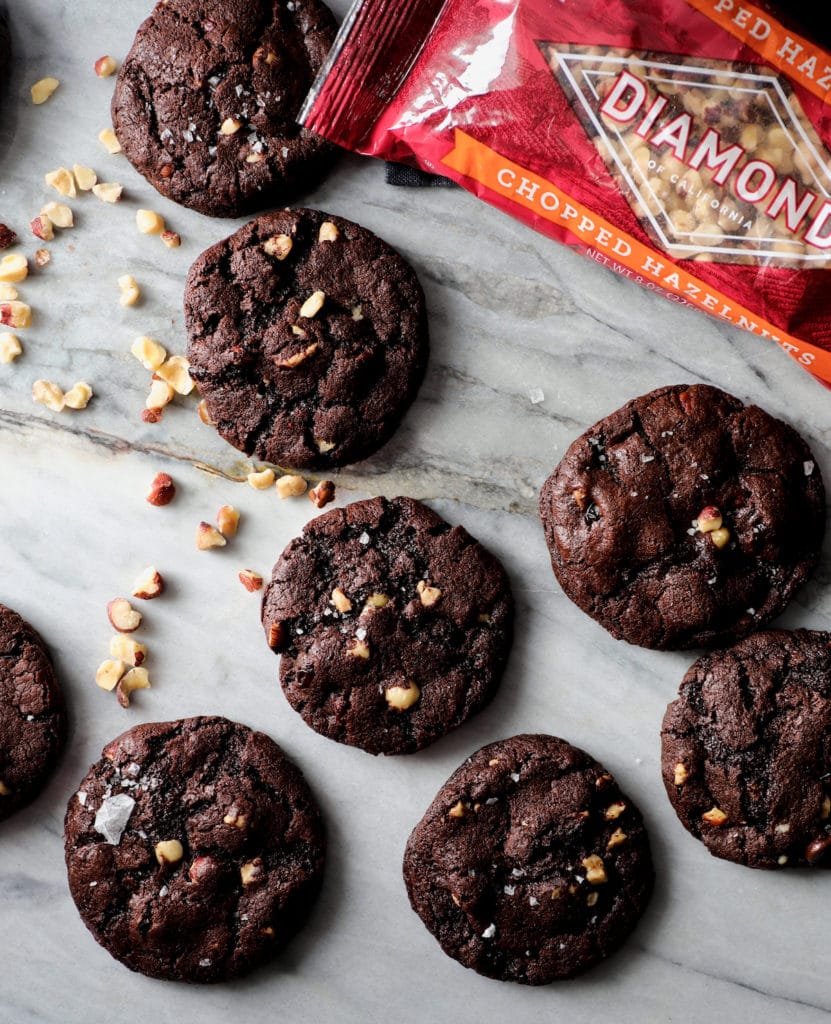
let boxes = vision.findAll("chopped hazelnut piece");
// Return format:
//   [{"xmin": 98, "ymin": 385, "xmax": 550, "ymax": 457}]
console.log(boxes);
[
  {"xmin": 263, "ymin": 234, "xmax": 293, "ymax": 259},
  {"xmin": 154, "ymin": 839, "xmax": 184, "ymax": 865},
  {"xmin": 331, "ymin": 588, "xmax": 352, "ymax": 613},
  {"xmin": 275, "ymin": 474, "xmax": 307, "ymax": 498},
  {"xmin": 701, "ymin": 806, "xmax": 728, "ymax": 826},
  {"xmin": 586, "ymin": 892, "xmax": 599, "ymax": 907},
  {"xmin": 132, "ymin": 336, "xmax": 167, "ymax": 371},
  {"xmin": 247, "ymin": 467, "xmax": 275, "ymax": 490},
  {"xmin": 30, "ymin": 216, "xmax": 54, "ymax": 241},
  {"xmin": 417, "ymin": 580, "xmax": 442, "ymax": 607},
  {"xmin": 161, "ymin": 230, "xmax": 181, "ymax": 249},
  {"xmin": 351, "ymin": 305, "xmax": 364, "ymax": 321},
  {"xmin": 276, "ymin": 342, "xmax": 318, "ymax": 369},
  {"xmin": 318, "ymin": 221, "xmax": 339, "ymax": 242},
  {"xmin": 606, "ymin": 828, "xmax": 628, "ymax": 850},
  {"xmin": 299, "ymin": 290, "xmax": 325, "ymax": 318},
  {"xmin": 488, "ymin": 758, "xmax": 501, "ymax": 766},
  {"xmin": 41, "ymin": 201, "xmax": 73, "ymax": 228},
  {"xmin": 132, "ymin": 566, "xmax": 164, "ymax": 600},
  {"xmin": 45, "ymin": 167, "xmax": 77, "ymax": 197},
  {"xmin": 31, "ymin": 77, "xmax": 60, "ymax": 104},
  {"xmin": 223, "ymin": 811, "xmax": 247, "ymax": 829},
  {"xmin": 245, "ymin": 152, "xmax": 264, "ymax": 163},
  {"xmin": 0, "ymin": 254, "xmax": 28, "ymax": 284},
  {"xmin": 0, "ymin": 285, "xmax": 18, "ymax": 301},
  {"xmin": 32, "ymin": 379, "xmax": 64, "ymax": 411},
  {"xmin": 604, "ymin": 801, "xmax": 626, "ymax": 820},
  {"xmin": 696, "ymin": 506, "xmax": 723, "ymax": 534},
  {"xmin": 238, "ymin": 570, "xmax": 263, "ymax": 592},
  {"xmin": 147, "ymin": 472, "xmax": 175, "ymax": 506},
  {"xmin": 92, "ymin": 182, "xmax": 123, "ymax": 203},
  {"xmin": 146, "ymin": 378, "xmax": 175, "ymax": 411},
  {"xmin": 109, "ymin": 635, "xmax": 147, "ymax": 667},
  {"xmin": 34, "ymin": 248, "xmax": 49, "ymax": 269},
  {"xmin": 240, "ymin": 859, "xmax": 262, "ymax": 885},
  {"xmin": 448, "ymin": 801, "xmax": 466, "ymax": 819},
  {"xmin": 107, "ymin": 597, "xmax": 142, "ymax": 633},
  {"xmin": 196, "ymin": 522, "xmax": 227, "ymax": 550},
  {"xmin": 136, "ymin": 209, "xmax": 165, "ymax": 235},
  {"xmin": 63, "ymin": 382, "xmax": 93, "ymax": 410},
  {"xmin": 73, "ymin": 164, "xmax": 97, "ymax": 191},
  {"xmin": 156, "ymin": 355, "xmax": 194, "ymax": 394},
  {"xmin": 197, "ymin": 399, "xmax": 214, "ymax": 425},
  {"xmin": 220, "ymin": 117, "xmax": 242, "ymax": 135},
  {"xmin": 267, "ymin": 622, "xmax": 286, "ymax": 650},
  {"xmin": 582, "ymin": 855, "xmax": 608, "ymax": 884},
  {"xmin": 710, "ymin": 527, "xmax": 731, "ymax": 549},
  {"xmin": 95, "ymin": 659, "xmax": 127, "ymax": 691},
  {"xmin": 0, "ymin": 333, "xmax": 22, "ymax": 364},
  {"xmin": 94, "ymin": 56, "xmax": 118, "ymax": 77},
  {"xmin": 308, "ymin": 480, "xmax": 335, "ymax": 508},
  {"xmin": 0, "ymin": 302, "xmax": 32, "ymax": 328},
  {"xmin": 216, "ymin": 505, "xmax": 240, "ymax": 538},
  {"xmin": 117, "ymin": 667, "xmax": 151, "ymax": 707},
  {"xmin": 315, "ymin": 439, "xmax": 335, "ymax": 454},
  {"xmin": 115, "ymin": 272, "xmax": 138, "ymax": 302},
  {"xmin": 674, "ymin": 762, "xmax": 689, "ymax": 786},
  {"xmin": 385, "ymin": 682, "xmax": 421, "ymax": 710},
  {"xmin": 347, "ymin": 638, "xmax": 370, "ymax": 659},
  {"xmin": 99, "ymin": 128, "xmax": 122, "ymax": 154},
  {"xmin": 572, "ymin": 487, "xmax": 588, "ymax": 510}
]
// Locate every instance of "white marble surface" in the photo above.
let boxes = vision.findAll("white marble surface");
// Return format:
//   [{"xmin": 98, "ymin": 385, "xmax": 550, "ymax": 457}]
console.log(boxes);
[{"xmin": 1, "ymin": 2, "xmax": 831, "ymax": 1021}]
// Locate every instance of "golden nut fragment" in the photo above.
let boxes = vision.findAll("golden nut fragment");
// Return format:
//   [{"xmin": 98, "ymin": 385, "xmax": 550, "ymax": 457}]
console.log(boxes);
[
  {"xmin": 417, "ymin": 580, "xmax": 442, "ymax": 607},
  {"xmin": 63, "ymin": 383, "xmax": 93, "ymax": 410},
  {"xmin": 0, "ymin": 254, "xmax": 28, "ymax": 284},
  {"xmin": 117, "ymin": 667, "xmax": 151, "ymax": 707},
  {"xmin": 118, "ymin": 274, "xmax": 140, "ymax": 306},
  {"xmin": 107, "ymin": 597, "xmax": 142, "ymax": 633},
  {"xmin": 348, "ymin": 638, "xmax": 370, "ymax": 660},
  {"xmin": 41, "ymin": 201, "xmax": 73, "ymax": 228},
  {"xmin": 73, "ymin": 164, "xmax": 98, "ymax": 191},
  {"xmin": 308, "ymin": 480, "xmax": 335, "ymax": 509},
  {"xmin": 318, "ymin": 221, "xmax": 339, "ymax": 242},
  {"xmin": 31, "ymin": 77, "xmax": 60, "ymax": 104},
  {"xmin": 45, "ymin": 167, "xmax": 76, "ymax": 197},
  {"xmin": 240, "ymin": 859, "xmax": 263, "ymax": 885},
  {"xmin": 220, "ymin": 117, "xmax": 242, "ymax": 135},
  {"xmin": 32, "ymin": 379, "xmax": 65, "ymax": 412},
  {"xmin": 697, "ymin": 506, "xmax": 723, "ymax": 534},
  {"xmin": 132, "ymin": 336, "xmax": 167, "ymax": 371},
  {"xmin": 263, "ymin": 234, "xmax": 293, "ymax": 259},
  {"xmin": 331, "ymin": 587, "xmax": 352, "ymax": 613},
  {"xmin": 109, "ymin": 635, "xmax": 147, "ymax": 667},
  {"xmin": 581, "ymin": 855, "xmax": 608, "ymax": 884},
  {"xmin": 606, "ymin": 828, "xmax": 628, "ymax": 850},
  {"xmin": 132, "ymin": 566, "xmax": 164, "ymax": 600},
  {"xmin": 146, "ymin": 378, "xmax": 175, "ymax": 411},
  {"xmin": 0, "ymin": 302, "xmax": 32, "ymax": 328},
  {"xmin": 92, "ymin": 182, "xmax": 124, "ymax": 203},
  {"xmin": 155, "ymin": 355, "xmax": 194, "ymax": 394},
  {"xmin": 0, "ymin": 333, "xmax": 22, "ymax": 364},
  {"xmin": 136, "ymin": 209, "xmax": 165, "ymax": 235},
  {"xmin": 247, "ymin": 467, "xmax": 276, "ymax": 490},
  {"xmin": 99, "ymin": 128, "xmax": 122, "ymax": 154},
  {"xmin": 216, "ymin": 505, "xmax": 241, "ymax": 538},
  {"xmin": 154, "ymin": 839, "xmax": 184, "ymax": 866},
  {"xmin": 674, "ymin": 762, "xmax": 690, "ymax": 786},
  {"xmin": 94, "ymin": 56, "xmax": 118, "ymax": 77},
  {"xmin": 238, "ymin": 569, "xmax": 264, "ymax": 592},
  {"xmin": 299, "ymin": 290, "xmax": 325, "ymax": 319},
  {"xmin": 95, "ymin": 658, "xmax": 127, "ymax": 692},
  {"xmin": 384, "ymin": 682, "xmax": 420, "ymax": 710},
  {"xmin": 448, "ymin": 800, "xmax": 467, "ymax": 819},
  {"xmin": 275, "ymin": 473, "xmax": 307, "ymax": 498},
  {"xmin": 196, "ymin": 522, "xmax": 227, "ymax": 550},
  {"xmin": 277, "ymin": 342, "xmax": 318, "ymax": 369},
  {"xmin": 223, "ymin": 810, "xmax": 247, "ymax": 829},
  {"xmin": 604, "ymin": 802, "xmax": 626, "ymax": 821},
  {"xmin": 161, "ymin": 230, "xmax": 181, "ymax": 249},
  {"xmin": 364, "ymin": 593, "xmax": 389, "ymax": 610},
  {"xmin": 267, "ymin": 622, "xmax": 286, "ymax": 650},
  {"xmin": 710, "ymin": 527, "xmax": 731, "ymax": 549},
  {"xmin": 701, "ymin": 806, "xmax": 728, "ymax": 827}
]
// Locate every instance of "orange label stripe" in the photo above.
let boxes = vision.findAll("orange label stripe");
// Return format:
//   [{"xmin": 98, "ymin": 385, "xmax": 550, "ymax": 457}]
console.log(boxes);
[{"xmin": 441, "ymin": 129, "xmax": 831, "ymax": 385}]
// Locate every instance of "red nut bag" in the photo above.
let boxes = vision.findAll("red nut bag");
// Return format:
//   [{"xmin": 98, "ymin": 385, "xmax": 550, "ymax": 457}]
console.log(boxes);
[{"xmin": 302, "ymin": 0, "xmax": 831, "ymax": 387}]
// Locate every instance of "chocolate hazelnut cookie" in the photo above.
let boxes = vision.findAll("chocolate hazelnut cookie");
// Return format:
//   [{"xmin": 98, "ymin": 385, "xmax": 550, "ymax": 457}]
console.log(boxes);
[
  {"xmin": 0, "ymin": 603, "xmax": 66, "ymax": 822},
  {"xmin": 111, "ymin": 0, "xmax": 337, "ymax": 217},
  {"xmin": 261, "ymin": 497, "xmax": 513, "ymax": 754},
  {"xmin": 64, "ymin": 716, "xmax": 325, "ymax": 983},
  {"xmin": 185, "ymin": 209, "xmax": 429, "ymax": 469},
  {"xmin": 539, "ymin": 384, "xmax": 824, "ymax": 650},
  {"xmin": 403, "ymin": 734, "xmax": 654, "ymax": 983},
  {"xmin": 662, "ymin": 630, "xmax": 831, "ymax": 869}
]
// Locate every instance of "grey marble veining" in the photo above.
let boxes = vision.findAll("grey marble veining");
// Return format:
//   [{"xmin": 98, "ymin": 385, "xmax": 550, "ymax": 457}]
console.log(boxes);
[{"xmin": 1, "ymin": 2, "xmax": 831, "ymax": 1022}]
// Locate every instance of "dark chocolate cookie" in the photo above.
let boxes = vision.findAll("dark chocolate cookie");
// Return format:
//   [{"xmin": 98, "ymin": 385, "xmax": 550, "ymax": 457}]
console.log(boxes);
[
  {"xmin": 539, "ymin": 384, "xmax": 824, "ymax": 650},
  {"xmin": 662, "ymin": 630, "xmax": 831, "ymax": 869},
  {"xmin": 111, "ymin": 0, "xmax": 337, "ymax": 217},
  {"xmin": 403, "ymin": 734, "xmax": 653, "ymax": 983},
  {"xmin": 185, "ymin": 209, "xmax": 429, "ymax": 469},
  {"xmin": 64, "ymin": 716, "xmax": 325, "ymax": 983},
  {"xmin": 261, "ymin": 497, "xmax": 513, "ymax": 754},
  {"xmin": 0, "ymin": 603, "xmax": 65, "ymax": 822}
]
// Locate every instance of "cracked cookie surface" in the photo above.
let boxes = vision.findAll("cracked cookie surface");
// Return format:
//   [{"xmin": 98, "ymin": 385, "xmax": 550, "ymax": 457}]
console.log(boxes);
[
  {"xmin": 403, "ymin": 734, "xmax": 653, "ymax": 983},
  {"xmin": 64, "ymin": 716, "xmax": 325, "ymax": 983},
  {"xmin": 0, "ymin": 603, "xmax": 65, "ymax": 822},
  {"xmin": 662, "ymin": 630, "xmax": 831, "ymax": 869},
  {"xmin": 185, "ymin": 209, "xmax": 429, "ymax": 469},
  {"xmin": 111, "ymin": 0, "xmax": 337, "ymax": 217},
  {"xmin": 539, "ymin": 384, "xmax": 825, "ymax": 650},
  {"xmin": 261, "ymin": 497, "xmax": 513, "ymax": 754}
]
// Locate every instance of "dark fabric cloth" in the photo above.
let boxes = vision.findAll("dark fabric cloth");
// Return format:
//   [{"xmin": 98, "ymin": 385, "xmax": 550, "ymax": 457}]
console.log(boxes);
[{"xmin": 385, "ymin": 162, "xmax": 456, "ymax": 187}]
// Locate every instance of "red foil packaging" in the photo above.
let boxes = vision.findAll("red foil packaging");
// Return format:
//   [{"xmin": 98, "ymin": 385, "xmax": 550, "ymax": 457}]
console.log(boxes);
[{"xmin": 302, "ymin": 0, "xmax": 831, "ymax": 386}]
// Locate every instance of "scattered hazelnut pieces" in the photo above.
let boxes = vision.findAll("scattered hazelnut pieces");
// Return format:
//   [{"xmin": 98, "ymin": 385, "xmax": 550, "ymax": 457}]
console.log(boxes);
[
  {"xmin": 674, "ymin": 762, "xmax": 689, "ymax": 786},
  {"xmin": 0, "ymin": 302, "xmax": 32, "ymax": 328},
  {"xmin": 606, "ymin": 828, "xmax": 628, "ymax": 850},
  {"xmin": 417, "ymin": 580, "xmax": 442, "ymax": 607},
  {"xmin": 94, "ymin": 56, "xmax": 118, "ymax": 78},
  {"xmin": 315, "ymin": 439, "xmax": 335, "ymax": 454},
  {"xmin": 385, "ymin": 682, "xmax": 421, "ymax": 710},
  {"xmin": 155, "ymin": 355, "xmax": 193, "ymax": 394},
  {"xmin": 239, "ymin": 570, "xmax": 264, "ymax": 592},
  {"xmin": 363, "ymin": 593, "xmax": 389, "ymax": 610},
  {"xmin": 107, "ymin": 597, "xmax": 143, "ymax": 633},
  {"xmin": 197, "ymin": 398, "xmax": 214, "ymax": 425},
  {"xmin": 117, "ymin": 274, "xmax": 140, "ymax": 307},
  {"xmin": 92, "ymin": 182, "xmax": 124, "ymax": 203},
  {"xmin": 586, "ymin": 892, "xmax": 599, "ymax": 907},
  {"xmin": 109, "ymin": 635, "xmax": 147, "ymax": 667},
  {"xmin": 41, "ymin": 201, "xmax": 73, "ymax": 228},
  {"xmin": 216, "ymin": 505, "xmax": 240, "ymax": 538},
  {"xmin": 196, "ymin": 522, "xmax": 226, "ymax": 550},
  {"xmin": 117, "ymin": 667, "xmax": 151, "ymax": 707},
  {"xmin": 247, "ymin": 467, "xmax": 276, "ymax": 490},
  {"xmin": 45, "ymin": 167, "xmax": 77, "ymax": 197},
  {"xmin": 146, "ymin": 377, "xmax": 175, "ymax": 411},
  {"xmin": 73, "ymin": 164, "xmax": 97, "ymax": 191},
  {"xmin": 448, "ymin": 801, "xmax": 467, "ymax": 819},
  {"xmin": 63, "ymin": 382, "xmax": 93, "ymax": 410},
  {"xmin": 331, "ymin": 587, "xmax": 352, "ymax": 613},
  {"xmin": 347, "ymin": 638, "xmax": 370, "ymax": 659},
  {"xmin": 240, "ymin": 859, "xmax": 262, "ymax": 885},
  {"xmin": 267, "ymin": 622, "xmax": 286, "ymax": 650},
  {"xmin": 710, "ymin": 527, "xmax": 731, "ymax": 549},
  {"xmin": 161, "ymin": 230, "xmax": 181, "ymax": 249},
  {"xmin": 605, "ymin": 802, "xmax": 626, "ymax": 820},
  {"xmin": 701, "ymin": 806, "xmax": 728, "ymax": 826},
  {"xmin": 34, "ymin": 248, "xmax": 50, "ymax": 269},
  {"xmin": 223, "ymin": 811, "xmax": 247, "ymax": 829},
  {"xmin": 308, "ymin": 480, "xmax": 335, "ymax": 508},
  {"xmin": 582, "ymin": 855, "xmax": 608, "ymax": 884},
  {"xmin": 263, "ymin": 234, "xmax": 293, "ymax": 259},
  {"xmin": 99, "ymin": 128, "xmax": 122, "ymax": 154},
  {"xmin": 0, "ymin": 254, "xmax": 28, "ymax": 284},
  {"xmin": 132, "ymin": 566, "xmax": 164, "ymax": 600},
  {"xmin": 245, "ymin": 152, "xmax": 264, "ymax": 163},
  {"xmin": 32, "ymin": 379, "xmax": 64, "ymax": 411},
  {"xmin": 136, "ymin": 209, "xmax": 165, "ymax": 235},
  {"xmin": 154, "ymin": 839, "xmax": 184, "ymax": 866},
  {"xmin": 299, "ymin": 290, "xmax": 325, "ymax": 319},
  {"xmin": 95, "ymin": 658, "xmax": 127, "ymax": 691},
  {"xmin": 220, "ymin": 117, "xmax": 243, "ymax": 135},
  {"xmin": 31, "ymin": 77, "xmax": 60, "ymax": 105},
  {"xmin": 318, "ymin": 221, "xmax": 339, "ymax": 242},
  {"xmin": 276, "ymin": 474, "xmax": 307, "ymax": 498},
  {"xmin": 0, "ymin": 333, "xmax": 22, "ymax": 364},
  {"xmin": 276, "ymin": 342, "xmax": 318, "ymax": 369},
  {"xmin": 30, "ymin": 216, "xmax": 54, "ymax": 242},
  {"xmin": 0, "ymin": 285, "xmax": 18, "ymax": 301},
  {"xmin": 147, "ymin": 472, "xmax": 176, "ymax": 506},
  {"xmin": 132, "ymin": 336, "xmax": 167, "ymax": 371},
  {"xmin": 697, "ymin": 506, "xmax": 723, "ymax": 533}
]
